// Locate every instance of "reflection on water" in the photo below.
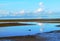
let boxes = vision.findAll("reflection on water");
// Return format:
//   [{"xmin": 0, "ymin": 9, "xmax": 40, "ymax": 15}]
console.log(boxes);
[{"xmin": 0, "ymin": 22, "xmax": 60, "ymax": 37}]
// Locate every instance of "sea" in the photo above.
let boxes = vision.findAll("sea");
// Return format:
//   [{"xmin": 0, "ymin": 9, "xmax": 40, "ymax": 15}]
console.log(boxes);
[{"xmin": 0, "ymin": 18, "xmax": 60, "ymax": 37}]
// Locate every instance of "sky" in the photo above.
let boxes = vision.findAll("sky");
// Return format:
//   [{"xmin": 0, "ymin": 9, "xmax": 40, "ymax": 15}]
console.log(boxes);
[{"xmin": 0, "ymin": 0, "xmax": 60, "ymax": 18}]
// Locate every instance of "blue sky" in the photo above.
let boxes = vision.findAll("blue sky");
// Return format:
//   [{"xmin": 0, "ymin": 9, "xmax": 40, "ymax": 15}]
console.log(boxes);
[
  {"xmin": 0, "ymin": 0, "xmax": 60, "ymax": 12},
  {"xmin": 0, "ymin": 0, "xmax": 60, "ymax": 18}
]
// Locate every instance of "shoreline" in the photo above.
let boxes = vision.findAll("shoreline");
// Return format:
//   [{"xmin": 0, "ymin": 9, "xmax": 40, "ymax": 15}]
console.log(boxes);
[{"xmin": 0, "ymin": 31, "xmax": 60, "ymax": 41}]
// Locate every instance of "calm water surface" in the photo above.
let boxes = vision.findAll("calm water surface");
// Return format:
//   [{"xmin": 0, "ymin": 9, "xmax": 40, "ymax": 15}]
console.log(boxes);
[{"xmin": 0, "ymin": 22, "xmax": 60, "ymax": 37}]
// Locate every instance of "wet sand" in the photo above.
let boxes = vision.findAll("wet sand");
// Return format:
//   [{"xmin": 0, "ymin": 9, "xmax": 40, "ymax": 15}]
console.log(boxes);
[
  {"xmin": 0, "ymin": 36, "xmax": 36, "ymax": 41},
  {"xmin": 0, "ymin": 32, "xmax": 60, "ymax": 41}
]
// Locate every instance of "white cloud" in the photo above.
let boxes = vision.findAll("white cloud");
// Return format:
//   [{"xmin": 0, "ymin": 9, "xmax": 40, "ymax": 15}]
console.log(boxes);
[
  {"xmin": 0, "ymin": 10, "xmax": 9, "ymax": 16},
  {"xmin": 39, "ymin": 2, "xmax": 44, "ymax": 6},
  {"xmin": 9, "ymin": 10, "xmax": 25, "ymax": 16},
  {"xmin": 39, "ymin": 2, "xmax": 44, "ymax": 8},
  {"xmin": 37, "ymin": 8, "xmax": 43, "ymax": 12},
  {"xmin": 9, "ymin": 10, "xmax": 26, "ymax": 16},
  {"xmin": 19, "ymin": 10, "xmax": 25, "ymax": 14},
  {"xmin": 33, "ymin": 2, "xmax": 44, "ymax": 13},
  {"xmin": 9, "ymin": 12, "xmax": 18, "ymax": 16},
  {"xmin": 34, "ymin": 8, "xmax": 44, "ymax": 13},
  {"xmin": 0, "ymin": 10, "xmax": 9, "ymax": 17}
]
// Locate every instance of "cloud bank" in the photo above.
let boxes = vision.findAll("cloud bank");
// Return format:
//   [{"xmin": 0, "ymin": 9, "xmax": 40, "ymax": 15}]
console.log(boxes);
[{"xmin": 0, "ymin": 2, "xmax": 53, "ymax": 18}]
